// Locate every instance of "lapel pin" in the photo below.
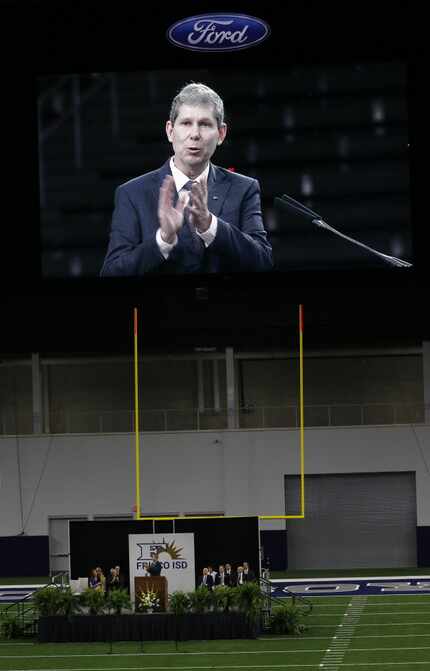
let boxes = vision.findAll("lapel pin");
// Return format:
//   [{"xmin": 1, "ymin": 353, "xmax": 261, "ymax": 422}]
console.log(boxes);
[{"xmin": 212, "ymin": 195, "xmax": 219, "ymax": 200}]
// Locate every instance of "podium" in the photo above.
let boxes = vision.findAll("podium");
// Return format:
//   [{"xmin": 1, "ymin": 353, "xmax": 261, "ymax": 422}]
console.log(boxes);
[{"xmin": 135, "ymin": 576, "xmax": 168, "ymax": 612}]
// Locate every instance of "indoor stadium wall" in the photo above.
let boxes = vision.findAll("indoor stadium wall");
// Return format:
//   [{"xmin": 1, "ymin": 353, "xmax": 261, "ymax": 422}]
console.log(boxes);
[{"xmin": 1, "ymin": 424, "xmax": 429, "ymax": 537}]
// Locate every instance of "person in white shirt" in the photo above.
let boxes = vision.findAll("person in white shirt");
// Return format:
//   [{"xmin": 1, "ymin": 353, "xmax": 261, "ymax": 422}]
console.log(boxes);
[
  {"xmin": 199, "ymin": 567, "xmax": 214, "ymax": 590},
  {"xmin": 224, "ymin": 563, "xmax": 235, "ymax": 587},
  {"xmin": 215, "ymin": 564, "xmax": 226, "ymax": 587},
  {"xmin": 207, "ymin": 565, "xmax": 217, "ymax": 583},
  {"xmin": 236, "ymin": 565, "xmax": 245, "ymax": 586}
]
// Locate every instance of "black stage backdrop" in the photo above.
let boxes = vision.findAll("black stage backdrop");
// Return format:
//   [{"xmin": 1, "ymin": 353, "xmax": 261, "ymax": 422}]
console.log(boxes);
[
  {"xmin": 0, "ymin": 536, "xmax": 49, "ymax": 577},
  {"xmin": 70, "ymin": 517, "xmax": 260, "ymax": 585}
]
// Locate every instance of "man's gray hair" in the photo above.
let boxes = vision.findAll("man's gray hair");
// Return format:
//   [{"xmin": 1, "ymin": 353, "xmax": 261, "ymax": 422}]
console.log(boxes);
[{"xmin": 169, "ymin": 82, "xmax": 225, "ymax": 128}]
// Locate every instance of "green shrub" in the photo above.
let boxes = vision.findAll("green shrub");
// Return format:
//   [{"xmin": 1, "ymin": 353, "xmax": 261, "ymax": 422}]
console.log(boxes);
[
  {"xmin": 236, "ymin": 582, "xmax": 264, "ymax": 621},
  {"xmin": 212, "ymin": 585, "xmax": 238, "ymax": 612},
  {"xmin": 168, "ymin": 591, "xmax": 191, "ymax": 615},
  {"xmin": 106, "ymin": 588, "xmax": 131, "ymax": 615},
  {"xmin": 59, "ymin": 588, "xmax": 81, "ymax": 616},
  {"xmin": 270, "ymin": 603, "xmax": 307, "ymax": 635},
  {"xmin": 188, "ymin": 586, "xmax": 213, "ymax": 613},
  {"xmin": 79, "ymin": 588, "xmax": 107, "ymax": 615},
  {"xmin": 32, "ymin": 586, "xmax": 64, "ymax": 616},
  {"xmin": 0, "ymin": 614, "xmax": 23, "ymax": 639}
]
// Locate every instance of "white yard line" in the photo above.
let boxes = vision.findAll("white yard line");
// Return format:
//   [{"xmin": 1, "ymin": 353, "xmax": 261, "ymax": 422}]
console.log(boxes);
[
  {"xmin": 313, "ymin": 609, "xmax": 430, "ymax": 624},
  {"xmin": 309, "ymin": 621, "xmax": 430, "ymax": 627},
  {"xmin": 319, "ymin": 596, "xmax": 368, "ymax": 671},
  {"xmin": 5, "ymin": 663, "xmax": 430, "ymax": 671},
  {"xmin": 313, "ymin": 601, "xmax": 430, "ymax": 607},
  {"xmin": 2, "ymin": 646, "xmax": 430, "ymax": 659},
  {"xmin": 262, "ymin": 634, "xmax": 430, "ymax": 640}
]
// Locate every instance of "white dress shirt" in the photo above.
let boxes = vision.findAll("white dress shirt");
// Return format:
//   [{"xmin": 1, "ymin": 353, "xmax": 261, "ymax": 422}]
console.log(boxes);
[{"xmin": 156, "ymin": 158, "xmax": 218, "ymax": 259}]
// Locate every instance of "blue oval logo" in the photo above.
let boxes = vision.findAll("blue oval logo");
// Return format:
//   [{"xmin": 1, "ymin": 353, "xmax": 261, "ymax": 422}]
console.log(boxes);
[{"xmin": 167, "ymin": 13, "xmax": 270, "ymax": 52}]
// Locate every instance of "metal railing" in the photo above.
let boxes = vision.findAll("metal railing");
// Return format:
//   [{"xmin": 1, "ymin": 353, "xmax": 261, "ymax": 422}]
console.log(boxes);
[
  {"xmin": 0, "ymin": 571, "xmax": 69, "ymax": 638},
  {"xmin": 259, "ymin": 575, "xmax": 312, "ymax": 630},
  {"xmin": 0, "ymin": 403, "xmax": 428, "ymax": 436}
]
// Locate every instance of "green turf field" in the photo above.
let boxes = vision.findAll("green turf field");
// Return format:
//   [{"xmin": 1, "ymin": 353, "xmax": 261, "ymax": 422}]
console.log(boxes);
[{"xmin": 2, "ymin": 593, "xmax": 430, "ymax": 669}]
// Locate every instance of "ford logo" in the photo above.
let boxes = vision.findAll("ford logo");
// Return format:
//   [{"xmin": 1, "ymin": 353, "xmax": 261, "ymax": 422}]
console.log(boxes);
[{"xmin": 167, "ymin": 13, "xmax": 270, "ymax": 52}]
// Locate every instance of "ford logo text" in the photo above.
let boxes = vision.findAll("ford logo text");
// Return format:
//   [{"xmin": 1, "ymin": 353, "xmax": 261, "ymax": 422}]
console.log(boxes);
[{"xmin": 167, "ymin": 14, "xmax": 270, "ymax": 52}]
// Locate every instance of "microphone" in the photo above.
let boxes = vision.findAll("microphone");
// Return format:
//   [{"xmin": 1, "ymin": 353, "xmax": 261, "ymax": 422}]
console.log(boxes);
[{"xmin": 275, "ymin": 195, "xmax": 412, "ymax": 269}]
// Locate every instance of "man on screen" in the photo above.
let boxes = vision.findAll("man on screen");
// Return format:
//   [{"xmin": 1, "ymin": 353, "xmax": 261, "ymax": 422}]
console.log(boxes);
[{"xmin": 100, "ymin": 82, "xmax": 273, "ymax": 276}]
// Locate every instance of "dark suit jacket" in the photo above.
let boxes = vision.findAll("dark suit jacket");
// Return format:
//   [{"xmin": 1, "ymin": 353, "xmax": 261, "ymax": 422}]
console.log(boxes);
[
  {"xmin": 215, "ymin": 572, "xmax": 228, "ymax": 587},
  {"xmin": 243, "ymin": 570, "xmax": 256, "ymax": 582},
  {"xmin": 100, "ymin": 160, "xmax": 273, "ymax": 275},
  {"xmin": 199, "ymin": 574, "xmax": 214, "ymax": 590},
  {"xmin": 106, "ymin": 575, "xmax": 120, "ymax": 592},
  {"xmin": 148, "ymin": 561, "xmax": 162, "ymax": 576},
  {"xmin": 224, "ymin": 571, "xmax": 235, "ymax": 587}
]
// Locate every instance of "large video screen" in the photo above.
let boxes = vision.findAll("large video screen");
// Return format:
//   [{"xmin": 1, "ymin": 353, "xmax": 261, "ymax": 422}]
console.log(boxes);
[{"xmin": 38, "ymin": 60, "xmax": 412, "ymax": 280}]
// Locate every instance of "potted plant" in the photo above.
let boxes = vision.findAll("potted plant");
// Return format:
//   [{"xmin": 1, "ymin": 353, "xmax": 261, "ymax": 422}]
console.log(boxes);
[
  {"xmin": 79, "ymin": 588, "xmax": 107, "ymax": 615},
  {"xmin": 270, "ymin": 603, "xmax": 307, "ymax": 635},
  {"xmin": 106, "ymin": 588, "xmax": 131, "ymax": 615},
  {"xmin": 0, "ymin": 614, "xmax": 22, "ymax": 639},
  {"xmin": 168, "ymin": 590, "xmax": 191, "ymax": 615},
  {"xmin": 59, "ymin": 587, "xmax": 81, "ymax": 617},
  {"xmin": 236, "ymin": 582, "xmax": 264, "ymax": 623},
  {"xmin": 32, "ymin": 585, "xmax": 64, "ymax": 616},
  {"xmin": 136, "ymin": 589, "xmax": 160, "ymax": 613},
  {"xmin": 188, "ymin": 586, "xmax": 213, "ymax": 613},
  {"xmin": 212, "ymin": 585, "xmax": 238, "ymax": 613}
]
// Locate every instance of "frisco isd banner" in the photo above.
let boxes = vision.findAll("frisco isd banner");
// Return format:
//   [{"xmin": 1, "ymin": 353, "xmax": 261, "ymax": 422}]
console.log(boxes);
[{"xmin": 128, "ymin": 533, "xmax": 195, "ymax": 604}]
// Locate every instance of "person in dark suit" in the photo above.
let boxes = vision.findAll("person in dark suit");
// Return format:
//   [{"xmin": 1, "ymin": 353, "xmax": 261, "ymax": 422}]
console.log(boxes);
[
  {"xmin": 236, "ymin": 565, "xmax": 245, "ymax": 586},
  {"xmin": 100, "ymin": 82, "xmax": 273, "ymax": 276},
  {"xmin": 215, "ymin": 564, "xmax": 227, "ymax": 587},
  {"xmin": 148, "ymin": 551, "xmax": 162, "ymax": 576},
  {"xmin": 224, "ymin": 563, "xmax": 235, "ymax": 587},
  {"xmin": 243, "ymin": 562, "xmax": 256, "ymax": 582},
  {"xmin": 115, "ymin": 565, "xmax": 126, "ymax": 589},
  {"xmin": 199, "ymin": 567, "xmax": 214, "ymax": 590},
  {"xmin": 106, "ymin": 567, "xmax": 120, "ymax": 592}
]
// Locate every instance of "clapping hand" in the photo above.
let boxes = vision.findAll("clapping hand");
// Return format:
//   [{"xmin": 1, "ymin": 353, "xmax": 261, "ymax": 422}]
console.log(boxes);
[
  {"xmin": 158, "ymin": 175, "xmax": 187, "ymax": 243},
  {"xmin": 187, "ymin": 180, "xmax": 211, "ymax": 233}
]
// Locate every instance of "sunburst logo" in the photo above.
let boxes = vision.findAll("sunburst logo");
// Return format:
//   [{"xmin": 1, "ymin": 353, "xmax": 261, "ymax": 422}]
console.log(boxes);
[{"xmin": 161, "ymin": 540, "xmax": 183, "ymax": 559}]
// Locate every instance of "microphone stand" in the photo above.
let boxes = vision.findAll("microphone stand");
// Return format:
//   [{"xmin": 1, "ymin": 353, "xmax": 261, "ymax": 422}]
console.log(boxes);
[{"xmin": 275, "ymin": 195, "xmax": 412, "ymax": 269}]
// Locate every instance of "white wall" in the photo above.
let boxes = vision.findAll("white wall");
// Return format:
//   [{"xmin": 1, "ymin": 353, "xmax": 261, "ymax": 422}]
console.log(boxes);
[{"xmin": 1, "ymin": 424, "xmax": 430, "ymax": 537}]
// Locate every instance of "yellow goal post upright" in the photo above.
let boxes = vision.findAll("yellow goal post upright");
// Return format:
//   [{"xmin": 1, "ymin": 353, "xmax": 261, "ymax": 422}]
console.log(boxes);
[
  {"xmin": 133, "ymin": 307, "xmax": 141, "ymax": 519},
  {"xmin": 132, "ymin": 304, "xmax": 305, "ymax": 521}
]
